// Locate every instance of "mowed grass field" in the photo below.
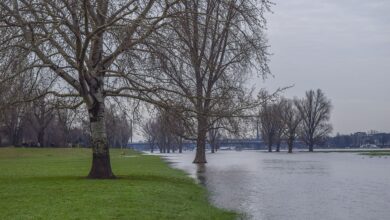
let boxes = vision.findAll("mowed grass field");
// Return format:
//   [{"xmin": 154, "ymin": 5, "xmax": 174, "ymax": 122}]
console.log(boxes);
[{"xmin": 0, "ymin": 148, "xmax": 236, "ymax": 220}]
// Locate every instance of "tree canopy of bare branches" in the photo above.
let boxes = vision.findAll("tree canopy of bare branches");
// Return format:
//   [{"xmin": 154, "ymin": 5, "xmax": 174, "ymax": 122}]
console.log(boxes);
[
  {"xmin": 0, "ymin": 0, "xmax": 179, "ymax": 178},
  {"xmin": 295, "ymin": 89, "xmax": 332, "ymax": 151},
  {"xmin": 259, "ymin": 102, "xmax": 283, "ymax": 152},
  {"xmin": 145, "ymin": 0, "xmax": 271, "ymax": 163},
  {"xmin": 278, "ymin": 98, "xmax": 302, "ymax": 153}
]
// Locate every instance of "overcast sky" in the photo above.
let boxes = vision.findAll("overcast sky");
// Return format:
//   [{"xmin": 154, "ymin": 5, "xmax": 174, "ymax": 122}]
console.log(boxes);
[{"xmin": 256, "ymin": 0, "xmax": 390, "ymax": 134}]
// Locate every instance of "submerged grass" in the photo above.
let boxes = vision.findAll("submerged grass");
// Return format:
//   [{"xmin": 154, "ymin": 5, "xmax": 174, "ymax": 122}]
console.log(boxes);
[
  {"xmin": 359, "ymin": 151, "xmax": 390, "ymax": 157},
  {"xmin": 0, "ymin": 147, "xmax": 236, "ymax": 220}
]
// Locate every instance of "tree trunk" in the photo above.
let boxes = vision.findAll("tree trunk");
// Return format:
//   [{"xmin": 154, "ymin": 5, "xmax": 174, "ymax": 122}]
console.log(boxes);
[
  {"xmin": 276, "ymin": 141, "xmax": 281, "ymax": 152},
  {"xmin": 179, "ymin": 138, "xmax": 183, "ymax": 153},
  {"xmin": 37, "ymin": 129, "xmax": 44, "ymax": 147},
  {"xmin": 211, "ymin": 139, "xmax": 215, "ymax": 153},
  {"xmin": 193, "ymin": 116, "xmax": 207, "ymax": 163},
  {"xmin": 268, "ymin": 138, "xmax": 273, "ymax": 152},
  {"xmin": 308, "ymin": 137, "xmax": 314, "ymax": 152},
  {"xmin": 11, "ymin": 131, "xmax": 20, "ymax": 147},
  {"xmin": 287, "ymin": 136, "xmax": 294, "ymax": 153},
  {"xmin": 87, "ymin": 101, "xmax": 115, "ymax": 179},
  {"xmin": 308, "ymin": 140, "xmax": 314, "ymax": 152},
  {"xmin": 288, "ymin": 144, "xmax": 293, "ymax": 153}
]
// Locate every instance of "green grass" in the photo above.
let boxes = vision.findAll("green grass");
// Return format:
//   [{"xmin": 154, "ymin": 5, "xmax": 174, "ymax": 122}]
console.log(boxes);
[
  {"xmin": 359, "ymin": 151, "xmax": 390, "ymax": 157},
  {"xmin": 0, "ymin": 147, "xmax": 236, "ymax": 220}
]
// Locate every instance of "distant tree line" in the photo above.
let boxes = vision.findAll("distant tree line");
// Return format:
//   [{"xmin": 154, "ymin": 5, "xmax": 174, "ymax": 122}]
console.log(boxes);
[
  {"xmin": 0, "ymin": 97, "xmax": 131, "ymax": 149},
  {"xmin": 258, "ymin": 89, "xmax": 333, "ymax": 153},
  {"xmin": 142, "ymin": 108, "xmax": 185, "ymax": 154},
  {"xmin": 142, "ymin": 107, "xmax": 225, "ymax": 154},
  {"xmin": 141, "ymin": 89, "xmax": 333, "ymax": 154}
]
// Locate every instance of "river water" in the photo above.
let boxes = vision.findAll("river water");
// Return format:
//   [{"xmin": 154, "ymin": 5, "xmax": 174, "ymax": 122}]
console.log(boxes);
[{"xmin": 161, "ymin": 151, "xmax": 390, "ymax": 220}]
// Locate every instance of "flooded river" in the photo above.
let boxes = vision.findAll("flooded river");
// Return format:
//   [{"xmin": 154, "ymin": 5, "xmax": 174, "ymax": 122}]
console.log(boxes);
[{"xmin": 161, "ymin": 151, "xmax": 390, "ymax": 220}]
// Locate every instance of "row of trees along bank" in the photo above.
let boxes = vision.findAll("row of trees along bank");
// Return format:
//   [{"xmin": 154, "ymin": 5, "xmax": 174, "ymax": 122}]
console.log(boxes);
[{"xmin": 142, "ymin": 89, "xmax": 333, "ymax": 154}]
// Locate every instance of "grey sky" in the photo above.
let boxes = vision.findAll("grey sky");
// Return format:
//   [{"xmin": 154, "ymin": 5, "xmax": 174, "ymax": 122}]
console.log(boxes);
[{"xmin": 257, "ymin": 0, "xmax": 390, "ymax": 134}]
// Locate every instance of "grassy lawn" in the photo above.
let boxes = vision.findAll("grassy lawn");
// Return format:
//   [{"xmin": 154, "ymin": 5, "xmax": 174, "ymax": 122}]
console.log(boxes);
[
  {"xmin": 359, "ymin": 151, "xmax": 390, "ymax": 157},
  {"xmin": 0, "ymin": 147, "xmax": 236, "ymax": 220}
]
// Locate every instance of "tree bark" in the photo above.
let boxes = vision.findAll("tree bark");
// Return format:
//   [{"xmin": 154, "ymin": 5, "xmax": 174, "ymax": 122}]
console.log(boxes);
[
  {"xmin": 87, "ymin": 100, "xmax": 115, "ymax": 179},
  {"xmin": 37, "ymin": 129, "xmax": 44, "ymax": 147},
  {"xmin": 288, "ymin": 144, "xmax": 293, "ymax": 153},
  {"xmin": 309, "ymin": 139, "xmax": 314, "ymax": 152},
  {"xmin": 210, "ymin": 137, "xmax": 215, "ymax": 153},
  {"xmin": 268, "ymin": 139, "xmax": 273, "ymax": 152},
  {"xmin": 193, "ymin": 116, "xmax": 207, "ymax": 163},
  {"xmin": 287, "ymin": 137, "xmax": 294, "ymax": 153},
  {"xmin": 178, "ymin": 138, "xmax": 183, "ymax": 153},
  {"xmin": 276, "ymin": 141, "xmax": 281, "ymax": 152}
]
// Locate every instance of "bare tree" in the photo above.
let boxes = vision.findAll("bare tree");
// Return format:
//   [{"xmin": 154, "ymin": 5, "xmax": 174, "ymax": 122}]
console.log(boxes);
[
  {"xmin": 0, "ymin": 1, "xmax": 178, "ymax": 178},
  {"xmin": 105, "ymin": 105, "xmax": 131, "ymax": 148},
  {"xmin": 273, "ymin": 100, "xmax": 285, "ymax": 152},
  {"xmin": 278, "ymin": 98, "xmax": 302, "ymax": 153},
  {"xmin": 0, "ymin": 63, "xmax": 35, "ymax": 146},
  {"xmin": 295, "ymin": 89, "xmax": 332, "ymax": 152},
  {"xmin": 259, "ymin": 102, "xmax": 280, "ymax": 152},
  {"xmin": 142, "ymin": 106, "xmax": 190, "ymax": 153},
  {"xmin": 142, "ymin": 118, "xmax": 158, "ymax": 153},
  {"xmin": 208, "ymin": 126, "xmax": 221, "ymax": 153},
  {"xmin": 56, "ymin": 108, "xmax": 80, "ymax": 147},
  {"xmin": 148, "ymin": 0, "xmax": 271, "ymax": 163},
  {"xmin": 27, "ymin": 97, "xmax": 55, "ymax": 147}
]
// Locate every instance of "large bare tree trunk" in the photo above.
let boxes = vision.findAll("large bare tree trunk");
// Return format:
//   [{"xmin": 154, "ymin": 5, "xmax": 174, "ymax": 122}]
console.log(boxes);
[
  {"xmin": 287, "ymin": 137, "xmax": 294, "ymax": 153},
  {"xmin": 276, "ymin": 140, "xmax": 281, "ymax": 152},
  {"xmin": 178, "ymin": 138, "xmax": 183, "ymax": 153},
  {"xmin": 211, "ymin": 144, "xmax": 215, "ymax": 153},
  {"xmin": 194, "ymin": 116, "xmax": 207, "ymax": 163},
  {"xmin": 87, "ymin": 100, "xmax": 115, "ymax": 179},
  {"xmin": 268, "ymin": 138, "xmax": 273, "ymax": 152},
  {"xmin": 308, "ymin": 137, "xmax": 314, "ymax": 152}
]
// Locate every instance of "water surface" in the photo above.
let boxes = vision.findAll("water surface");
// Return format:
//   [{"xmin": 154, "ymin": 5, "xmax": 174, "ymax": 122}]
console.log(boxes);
[{"xmin": 161, "ymin": 151, "xmax": 390, "ymax": 220}]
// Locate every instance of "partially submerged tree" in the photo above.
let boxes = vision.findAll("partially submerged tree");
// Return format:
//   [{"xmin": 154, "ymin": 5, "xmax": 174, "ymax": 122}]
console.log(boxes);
[
  {"xmin": 279, "ymin": 98, "xmax": 302, "ymax": 153},
  {"xmin": 208, "ymin": 124, "xmax": 221, "ymax": 153},
  {"xmin": 273, "ymin": 100, "xmax": 285, "ymax": 152},
  {"xmin": 149, "ymin": 0, "xmax": 271, "ymax": 163},
  {"xmin": 259, "ymin": 103, "xmax": 279, "ymax": 152},
  {"xmin": 295, "ymin": 89, "xmax": 332, "ymax": 152}
]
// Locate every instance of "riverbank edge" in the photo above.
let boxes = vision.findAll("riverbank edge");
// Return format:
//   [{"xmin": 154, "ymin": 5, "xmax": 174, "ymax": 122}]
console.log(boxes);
[{"xmin": 157, "ymin": 153, "xmax": 249, "ymax": 219}]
